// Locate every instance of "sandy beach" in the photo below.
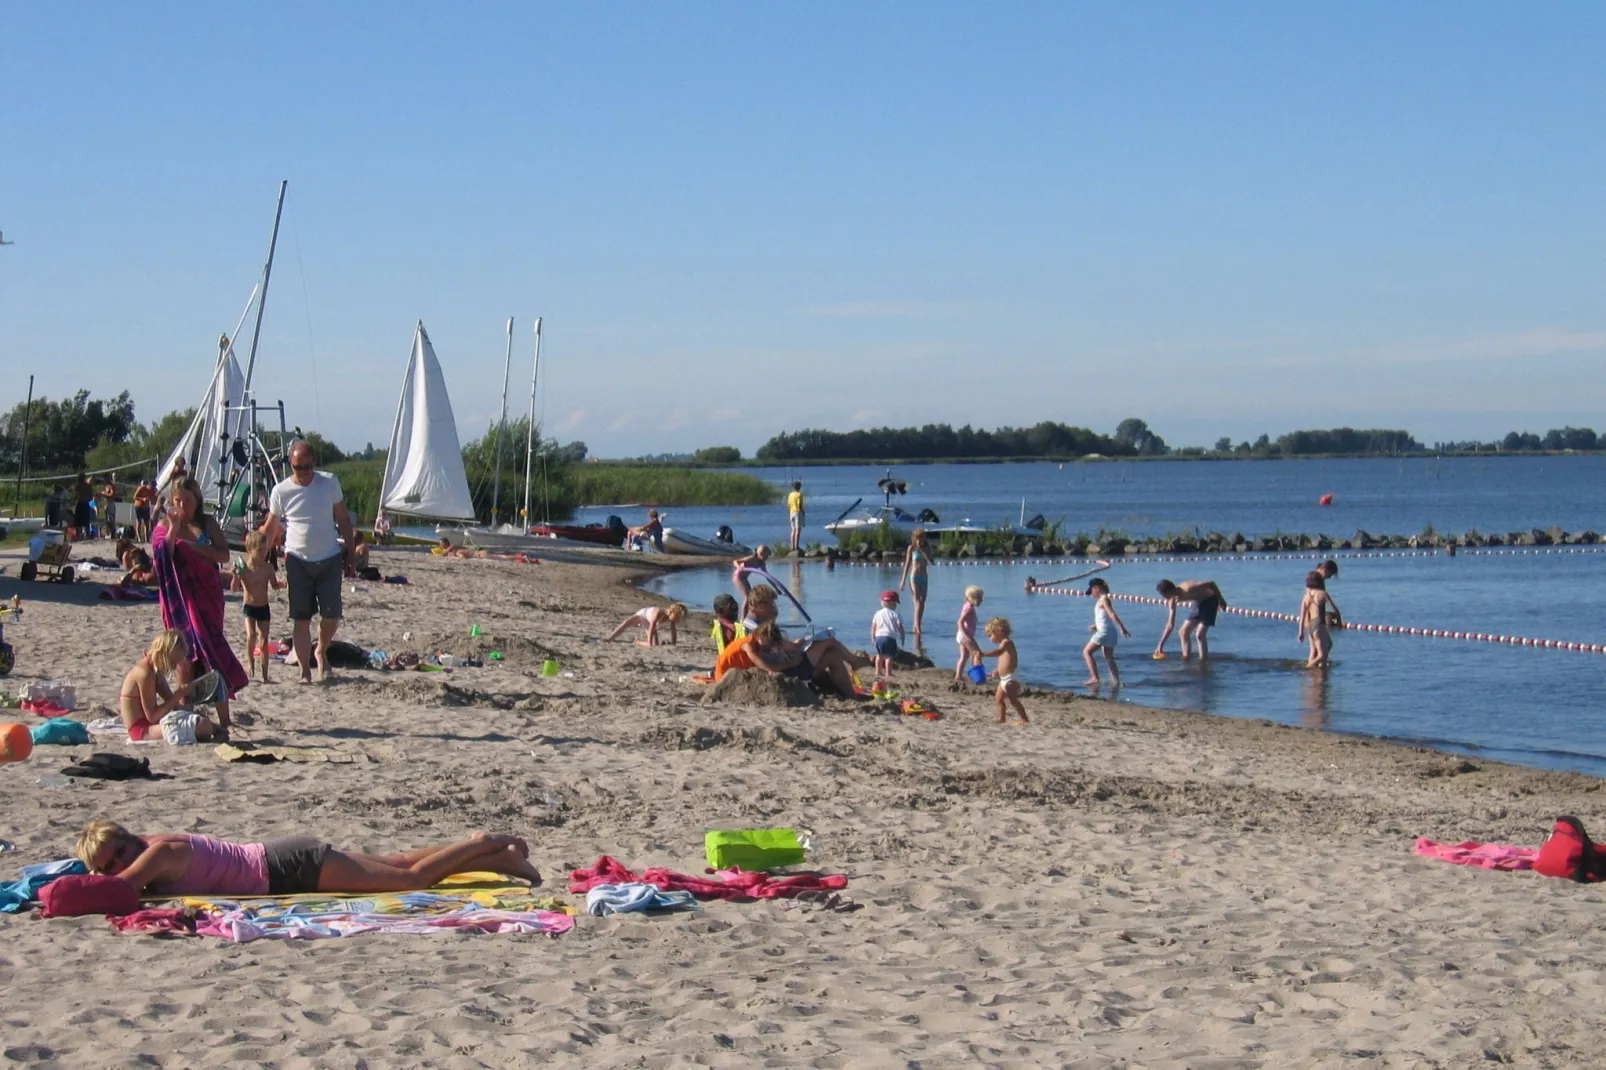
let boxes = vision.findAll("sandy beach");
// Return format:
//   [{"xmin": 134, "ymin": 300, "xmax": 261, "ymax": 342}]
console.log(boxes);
[{"xmin": 2, "ymin": 538, "xmax": 1604, "ymax": 1068}]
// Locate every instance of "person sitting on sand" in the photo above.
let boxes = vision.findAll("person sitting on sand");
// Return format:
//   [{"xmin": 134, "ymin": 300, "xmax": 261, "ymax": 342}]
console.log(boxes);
[
  {"xmin": 119, "ymin": 630, "xmax": 218, "ymax": 743},
  {"xmin": 76, "ymin": 821, "xmax": 541, "ymax": 896},
  {"xmin": 1154, "ymin": 579, "xmax": 1228, "ymax": 661},
  {"xmin": 710, "ymin": 593, "xmax": 747, "ymax": 654},
  {"xmin": 745, "ymin": 621, "xmax": 875, "ymax": 698},
  {"xmin": 607, "ymin": 603, "xmax": 685, "ymax": 646},
  {"xmin": 116, "ymin": 538, "xmax": 155, "ymax": 586}
]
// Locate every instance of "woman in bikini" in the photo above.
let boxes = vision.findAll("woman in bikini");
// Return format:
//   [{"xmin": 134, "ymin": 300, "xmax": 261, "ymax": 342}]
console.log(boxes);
[
  {"xmin": 119, "ymin": 630, "xmax": 218, "ymax": 742},
  {"xmin": 76, "ymin": 821, "xmax": 542, "ymax": 896},
  {"xmin": 898, "ymin": 528, "xmax": 933, "ymax": 638}
]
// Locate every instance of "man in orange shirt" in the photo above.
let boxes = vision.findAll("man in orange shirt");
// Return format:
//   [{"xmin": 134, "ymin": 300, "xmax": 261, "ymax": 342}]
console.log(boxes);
[{"xmin": 132, "ymin": 479, "xmax": 157, "ymax": 542}]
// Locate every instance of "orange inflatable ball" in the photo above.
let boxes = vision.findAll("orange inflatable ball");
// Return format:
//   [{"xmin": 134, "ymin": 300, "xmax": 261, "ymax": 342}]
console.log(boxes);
[{"xmin": 0, "ymin": 723, "xmax": 32, "ymax": 764}]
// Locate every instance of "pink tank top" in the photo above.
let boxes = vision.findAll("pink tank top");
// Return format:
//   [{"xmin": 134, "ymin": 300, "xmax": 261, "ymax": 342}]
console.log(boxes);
[{"xmin": 151, "ymin": 835, "xmax": 269, "ymax": 896}]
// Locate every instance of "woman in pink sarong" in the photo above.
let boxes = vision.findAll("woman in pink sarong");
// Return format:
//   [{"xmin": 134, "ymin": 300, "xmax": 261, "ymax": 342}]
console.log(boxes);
[{"xmin": 152, "ymin": 478, "xmax": 248, "ymax": 734}]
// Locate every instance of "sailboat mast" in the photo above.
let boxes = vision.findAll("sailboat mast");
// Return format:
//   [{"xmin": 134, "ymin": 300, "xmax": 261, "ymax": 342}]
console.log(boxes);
[
  {"xmin": 241, "ymin": 180, "xmax": 287, "ymax": 399},
  {"xmin": 521, "ymin": 317, "xmax": 542, "ymax": 528},
  {"xmin": 490, "ymin": 317, "xmax": 513, "ymax": 522}
]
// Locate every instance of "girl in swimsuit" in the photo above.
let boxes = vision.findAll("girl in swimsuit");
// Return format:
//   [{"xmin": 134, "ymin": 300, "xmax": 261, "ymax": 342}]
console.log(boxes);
[
  {"xmin": 954, "ymin": 585, "xmax": 984, "ymax": 683},
  {"xmin": 118, "ymin": 630, "xmax": 217, "ymax": 742},
  {"xmin": 606, "ymin": 603, "xmax": 685, "ymax": 646},
  {"xmin": 1297, "ymin": 570, "xmax": 1337, "ymax": 668},
  {"xmin": 899, "ymin": 528, "xmax": 932, "ymax": 638},
  {"xmin": 77, "ymin": 821, "xmax": 541, "ymax": 896},
  {"xmin": 732, "ymin": 546, "xmax": 772, "ymax": 608}
]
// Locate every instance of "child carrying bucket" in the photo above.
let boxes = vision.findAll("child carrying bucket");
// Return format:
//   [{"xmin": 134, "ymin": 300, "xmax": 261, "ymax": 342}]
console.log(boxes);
[{"xmin": 954, "ymin": 585, "xmax": 985, "ymax": 684}]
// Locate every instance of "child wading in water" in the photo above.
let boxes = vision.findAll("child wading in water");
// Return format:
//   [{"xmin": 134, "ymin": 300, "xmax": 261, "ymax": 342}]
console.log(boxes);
[
  {"xmin": 231, "ymin": 530, "xmax": 284, "ymax": 684},
  {"xmin": 980, "ymin": 617, "xmax": 1029, "ymax": 725},
  {"xmin": 954, "ymin": 585, "xmax": 984, "ymax": 683},
  {"xmin": 1081, "ymin": 578, "xmax": 1131, "ymax": 687},
  {"xmin": 1297, "ymin": 570, "xmax": 1339, "ymax": 668},
  {"xmin": 607, "ymin": 603, "xmax": 685, "ymax": 646},
  {"xmin": 870, "ymin": 590, "xmax": 905, "ymax": 678}
]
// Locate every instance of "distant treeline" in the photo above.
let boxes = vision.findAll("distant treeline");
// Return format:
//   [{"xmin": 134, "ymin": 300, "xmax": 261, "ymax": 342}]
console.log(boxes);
[{"xmin": 756, "ymin": 420, "xmax": 1163, "ymax": 462}]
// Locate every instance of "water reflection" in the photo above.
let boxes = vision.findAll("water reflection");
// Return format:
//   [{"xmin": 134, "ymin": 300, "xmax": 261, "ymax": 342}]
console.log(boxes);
[{"xmin": 1300, "ymin": 667, "xmax": 1333, "ymax": 730}]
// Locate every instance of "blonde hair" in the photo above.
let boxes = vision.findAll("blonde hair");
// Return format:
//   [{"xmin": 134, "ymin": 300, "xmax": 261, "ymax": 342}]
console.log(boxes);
[
  {"xmin": 965, "ymin": 585, "xmax": 983, "ymax": 604},
  {"xmin": 755, "ymin": 545, "xmax": 771, "ymax": 560},
  {"xmin": 746, "ymin": 585, "xmax": 777, "ymax": 606},
  {"xmin": 146, "ymin": 629, "xmax": 190, "ymax": 672},
  {"xmin": 665, "ymin": 602, "xmax": 687, "ymax": 621},
  {"xmin": 76, "ymin": 820, "xmax": 139, "ymax": 872},
  {"xmin": 985, "ymin": 616, "xmax": 1012, "ymax": 638},
  {"xmin": 752, "ymin": 621, "xmax": 783, "ymax": 646},
  {"xmin": 244, "ymin": 530, "xmax": 267, "ymax": 557}
]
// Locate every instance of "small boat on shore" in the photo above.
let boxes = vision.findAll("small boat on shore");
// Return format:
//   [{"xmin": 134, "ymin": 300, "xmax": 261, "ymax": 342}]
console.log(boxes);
[
  {"xmin": 0, "ymin": 517, "xmax": 45, "ymax": 535},
  {"xmin": 661, "ymin": 527, "xmax": 752, "ymax": 557},
  {"xmin": 529, "ymin": 519, "xmax": 626, "ymax": 546}
]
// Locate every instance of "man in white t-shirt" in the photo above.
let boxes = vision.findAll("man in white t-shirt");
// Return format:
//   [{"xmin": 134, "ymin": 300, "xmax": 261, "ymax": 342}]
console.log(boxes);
[{"xmin": 260, "ymin": 440, "xmax": 356, "ymax": 683}]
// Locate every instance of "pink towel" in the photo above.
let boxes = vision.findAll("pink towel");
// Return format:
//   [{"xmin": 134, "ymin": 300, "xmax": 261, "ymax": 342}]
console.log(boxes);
[
  {"xmin": 568, "ymin": 855, "xmax": 847, "ymax": 899},
  {"xmin": 1414, "ymin": 837, "xmax": 1539, "ymax": 871},
  {"xmin": 152, "ymin": 524, "xmax": 248, "ymax": 700}
]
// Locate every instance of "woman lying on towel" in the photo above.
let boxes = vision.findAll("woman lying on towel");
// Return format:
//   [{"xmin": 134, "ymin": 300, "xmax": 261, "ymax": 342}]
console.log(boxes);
[{"xmin": 76, "ymin": 821, "xmax": 542, "ymax": 896}]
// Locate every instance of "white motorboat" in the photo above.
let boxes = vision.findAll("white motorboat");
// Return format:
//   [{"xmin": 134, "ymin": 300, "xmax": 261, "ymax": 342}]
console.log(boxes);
[{"xmin": 661, "ymin": 527, "xmax": 752, "ymax": 557}]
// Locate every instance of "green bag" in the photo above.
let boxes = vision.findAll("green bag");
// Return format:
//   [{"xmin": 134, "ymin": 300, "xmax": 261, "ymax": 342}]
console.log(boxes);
[{"xmin": 704, "ymin": 828, "xmax": 806, "ymax": 872}]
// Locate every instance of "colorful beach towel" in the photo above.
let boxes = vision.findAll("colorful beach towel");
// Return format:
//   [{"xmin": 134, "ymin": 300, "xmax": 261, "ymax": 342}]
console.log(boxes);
[
  {"xmin": 1413, "ymin": 837, "xmax": 1539, "ymax": 871},
  {"xmin": 568, "ymin": 855, "xmax": 848, "ymax": 900},
  {"xmin": 152, "ymin": 525, "xmax": 248, "ymax": 701}
]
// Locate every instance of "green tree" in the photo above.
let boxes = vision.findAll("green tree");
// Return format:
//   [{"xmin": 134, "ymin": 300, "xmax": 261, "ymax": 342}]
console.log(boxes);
[{"xmin": 694, "ymin": 446, "xmax": 742, "ymax": 464}]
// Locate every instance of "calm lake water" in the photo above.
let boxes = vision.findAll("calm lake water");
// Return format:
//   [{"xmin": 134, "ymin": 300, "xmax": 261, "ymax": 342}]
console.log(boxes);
[{"xmin": 634, "ymin": 458, "xmax": 1606, "ymax": 776}]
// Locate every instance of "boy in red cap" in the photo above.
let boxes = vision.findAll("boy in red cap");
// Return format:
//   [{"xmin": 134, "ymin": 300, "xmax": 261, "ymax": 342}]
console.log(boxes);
[{"xmin": 870, "ymin": 589, "xmax": 906, "ymax": 679}]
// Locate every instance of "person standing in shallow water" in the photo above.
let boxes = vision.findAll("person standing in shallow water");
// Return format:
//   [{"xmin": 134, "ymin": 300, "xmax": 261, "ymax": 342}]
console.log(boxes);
[
  {"xmin": 1154, "ymin": 579, "xmax": 1227, "ymax": 661},
  {"xmin": 787, "ymin": 481, "xmax": 805, "ymax": 553}
]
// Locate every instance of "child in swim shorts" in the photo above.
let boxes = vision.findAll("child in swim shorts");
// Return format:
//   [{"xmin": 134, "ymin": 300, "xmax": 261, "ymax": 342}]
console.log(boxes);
[{"xmin": 232, "ymin": 530, "xmax": 284, "ymax": 684}]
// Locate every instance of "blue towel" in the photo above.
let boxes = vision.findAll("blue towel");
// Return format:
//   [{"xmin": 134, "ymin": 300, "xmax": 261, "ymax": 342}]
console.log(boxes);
[
  {"xmin": 584, "ymin": 882, "xmax": 700, "ymax": 916},
  {"xmin": 31, "ymin": 718, "xmax": 90, "ymax": 745},
  {"xmin": 0, "ymin": 858, "xmax": 87, "ymax": 913}
]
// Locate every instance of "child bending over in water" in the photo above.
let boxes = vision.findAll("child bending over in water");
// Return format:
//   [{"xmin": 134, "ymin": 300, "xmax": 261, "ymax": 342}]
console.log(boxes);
[
  {"xmin": 119, "ymin": 630, "xmax": 218, "ymax": 743},
  {"xmin": 1297, "ymin": 570, "xmax": 1338, "ymax": 668},
  {"xmin": 954, "ymin": 585, "xmax": 984, "ymax": 683},
  {"xmin": 231, "ymin": 530, "xmax": 284, "ymax": 684},
  {"xmin": 979, "ymin": 617, "xmax": 1029, "ymax": 725},
  {"xmin": 607, "ymin": 603, "xmax": 685, "ymax": 646}
]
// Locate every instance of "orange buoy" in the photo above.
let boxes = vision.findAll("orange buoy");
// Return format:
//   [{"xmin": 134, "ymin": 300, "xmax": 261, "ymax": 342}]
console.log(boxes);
[
  {"xmin": 0, "ymin": 723, "xmax": 32, "ymax": 764},
  {"xmin": 1318, "ymin": 493, "xmax": 1334, "ymax": 506}
]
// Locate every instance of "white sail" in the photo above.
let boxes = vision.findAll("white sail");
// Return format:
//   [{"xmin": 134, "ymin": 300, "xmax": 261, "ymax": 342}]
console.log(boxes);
[
  {"xmin": 159, "ymin": 348, "xmax": 245, "ymax": 501},
  {"xmin": 379, "ymin": 321, "xmax": 476, "ymax": 521}
]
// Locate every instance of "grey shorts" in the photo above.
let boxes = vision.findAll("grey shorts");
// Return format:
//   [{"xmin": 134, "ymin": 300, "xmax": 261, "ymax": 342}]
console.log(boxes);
[
  {"xmin": 262, "ymin": 836, "xmax": 331, "ymax": 894},
  {"xmin": 286, "ymin": 553, "xmax": 343, "ymax": 622}
]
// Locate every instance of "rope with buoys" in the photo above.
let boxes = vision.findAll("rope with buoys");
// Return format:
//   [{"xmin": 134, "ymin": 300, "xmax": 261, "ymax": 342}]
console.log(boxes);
[
  {"xmin": 824, "ymin": 545, "xmax": 1606, "ymax": 569},
  {"xmin": 1024, "ymin": 583, "xmax": 1606, "ymax": 655}
]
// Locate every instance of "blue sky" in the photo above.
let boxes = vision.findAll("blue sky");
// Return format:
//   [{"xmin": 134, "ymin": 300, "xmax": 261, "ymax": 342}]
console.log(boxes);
[{"xmin": 3, "ymin": 4, "xmax": 1602, "ymax": 457}]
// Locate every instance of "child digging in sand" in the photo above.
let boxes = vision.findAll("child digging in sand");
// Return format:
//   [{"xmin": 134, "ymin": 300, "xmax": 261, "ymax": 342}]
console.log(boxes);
[
  {"xmin": 1082, "ymin": 578, "xmax": 1131, "ymax": 687},
  {"xmin": 607, "ymin": 603, "xmax": 685, "ymax": 646},
  {"xmin": 979, "ymin": 617, "xmax": 1029, "ymax": 725},
  {"xmin": 231, "ymin": 530, "xmax": 284, "ymax": 684},
  {"xmin": 954, "ymin": 585, "xmax": 984, "ymax": 683}
]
